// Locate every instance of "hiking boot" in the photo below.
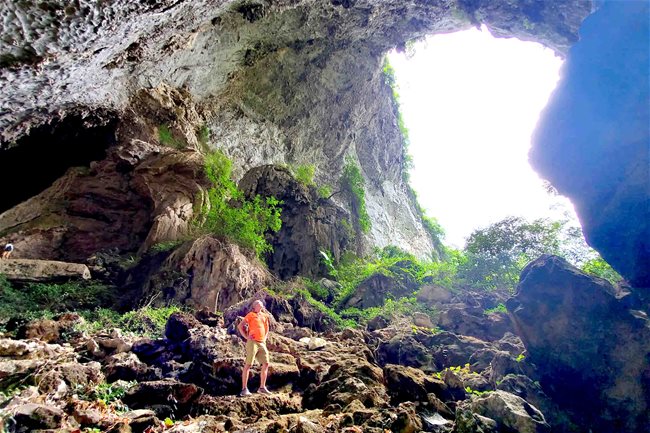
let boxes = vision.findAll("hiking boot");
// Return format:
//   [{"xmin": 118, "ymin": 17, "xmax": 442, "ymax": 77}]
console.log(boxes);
[
  {"xmin": 239, "ymin": 388, "xmax": 251, "ymax": 397},
  {"xmin": 257, "ymin": 387, "xmax": 272, "ymax": 395}
]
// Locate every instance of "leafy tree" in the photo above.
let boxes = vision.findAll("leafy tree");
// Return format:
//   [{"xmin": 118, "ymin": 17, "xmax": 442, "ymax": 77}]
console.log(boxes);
[
  {"xmin": 581, "ymin": 256, "xmax": 623, "ymax": 284},
  {"xmin": 459, "ymin": 216, "xmax": 621, "ymax": 290}
]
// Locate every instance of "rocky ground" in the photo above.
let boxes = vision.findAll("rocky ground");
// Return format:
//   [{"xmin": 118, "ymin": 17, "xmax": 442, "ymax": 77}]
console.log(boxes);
[
  {"xmin": 0, "ymin": 274, "xmax": 568, "ymax": 433},
  {"xmin": 1, "ymin": 255, "xmax": 648, "ymax": 433}
]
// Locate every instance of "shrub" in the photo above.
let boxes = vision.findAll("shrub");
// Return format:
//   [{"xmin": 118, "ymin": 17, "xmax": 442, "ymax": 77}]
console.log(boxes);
[
  {"xmin": 340, "ymin": 158, "xmax": 371, "ymax": 233},
  {"xmin": 294, "ymin": 287, "xmax": 356, "ymax": 329},
  {"xmin": 317, "ymin": 185, "xmax": 332, "ymax": 199},
  {"xmin": 0, "ymin": 275, "xmax": 115, "ymax": 321},
  {"xmin": 292, "ymin": 164, "xmax": 316, "ymax": 186},
  {"xmin": 198, "ymin": 150, "xmax": 282, "ymax": 257},
  {"xmin": 120, "ymin": 305, "xmax": 181, "ymax": 338},
  {"xmin": 77, "ymin": 308, "xmax": 123, "ymax": 334}
]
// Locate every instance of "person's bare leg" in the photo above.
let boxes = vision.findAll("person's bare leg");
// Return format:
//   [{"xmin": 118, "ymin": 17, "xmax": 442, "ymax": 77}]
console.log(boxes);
[
  {"xmin": 242, "ymin": 363, "xmax": 251, "ymax": 391},
  {"xmin": 260, "ymin": 362, "xmax": 269, "ymax": 389}
]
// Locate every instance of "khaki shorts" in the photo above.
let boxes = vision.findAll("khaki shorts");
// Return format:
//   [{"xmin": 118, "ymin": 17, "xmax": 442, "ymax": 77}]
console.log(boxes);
[{"xmin": 245, "ymin": 339, "xmax": 270, "ymax": 365}]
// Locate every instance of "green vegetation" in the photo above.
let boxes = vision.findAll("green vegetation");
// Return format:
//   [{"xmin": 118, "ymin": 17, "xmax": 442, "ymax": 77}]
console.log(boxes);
[
  {"xmin": 0, "ymin": 273, "xmax": 180, "ymax": 340},
  {"xmin": 516, "ymin": 353, "xmax": 526, "ymax": 363},
  {"xmin": 198, "ymin": 150, "xmax": 283, "ymax": 257},
  {"xmin": 581, "ymin": 256, "xmax": 623, "ymax": 284},
  {"xmin": 484, "ymin": 303, "xmax": 507, "ymax": 315},
  {"xmin": 341, "ymin": 297, "xmax": 433, "ymax": 324},
  {"xmin": 383, "ymin": 57, "xmax": 446, "ymax": 256},
  {"xmin": 197, "ymin": 124, "xmax": 210, "ymax": 149},
  {"xmin": 340, "ymin": 158, "xmax": 371, "ymax": 233},
  {"xmin": 382, "ymin": 57, "xmax": 413, "ymax": 182},
  {"xmin": 119, "ymin": 305, "xmax": 181, "ymax": 338},
  {"xmin": 317, "ymin": 185, "xmax": 332, "ymax": 199},
  {"xmin": 465, "ymin": 386, "xmax": 490, "ymax": 396},
  {"xmin": 150, "ymin": 239, "xmax": 185, "ymax": 254},
  {"xmin": 0, "ymin": 275, "xmax": 116, "ymax": 321},
  {"xmin": 77, "ymin": 306, "xmax": 180, "ymax": 338},
  {"xmin": 292, "ymin": 164, "xmax": 316, "ymax": 186},
  {"xmin": 89, "ymin": 381, "xmax": 136, "ymax": 405},
  {"xmin": 458, "ymin": 216, "xmax": 623, "ymax": 291},
  {"xmin": 158, "ymin": 124, "xmax": 185, "ymax": 149}
]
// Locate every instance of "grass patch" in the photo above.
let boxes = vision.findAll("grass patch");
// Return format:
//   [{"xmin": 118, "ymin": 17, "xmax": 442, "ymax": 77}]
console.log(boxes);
[
  {"xmin": 149, "ymin": 239, "xmax": 185, "ymax": 254},
  {"xmin": 317, "ymin": 185, "xmax": 332, "ymax": 199}
]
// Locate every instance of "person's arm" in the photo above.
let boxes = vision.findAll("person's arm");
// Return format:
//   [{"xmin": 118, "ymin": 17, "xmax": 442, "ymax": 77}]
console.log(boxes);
[
  {"xmin": 262, "ymin": 313, "xmax": 270, "ymax": 341},
  {"xmin": 237, "ymin": 317, "xmax": 249, "ymax": 340}
]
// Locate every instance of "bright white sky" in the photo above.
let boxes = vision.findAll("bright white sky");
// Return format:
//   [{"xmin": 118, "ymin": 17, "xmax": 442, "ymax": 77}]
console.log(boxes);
[{"xmin": 389, "ymin": 27, "xmax": 578, "ymax": 248}]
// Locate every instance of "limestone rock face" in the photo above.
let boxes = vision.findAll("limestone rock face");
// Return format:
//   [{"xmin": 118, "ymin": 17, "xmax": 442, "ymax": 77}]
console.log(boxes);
[
  {"xmin": 239, "ymin": 165, "xmax": 351, "ymax": 279},
  {"xmin": 0, "ymin": 137, "xmax": 207, "ymax": 263},
  {"xmin": 0, "ymin": 0, "xmax": 590, "ymax": 260},
  {"xmin": 531, "ymin": 1, "xmax": 649, "ymax": 287},
  {"xmin": 507, "ymin": 255, "xmax": 650, "ymax": 433}
]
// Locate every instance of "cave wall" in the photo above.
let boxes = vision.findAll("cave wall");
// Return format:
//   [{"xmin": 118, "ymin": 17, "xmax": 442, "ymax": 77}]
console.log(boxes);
[
  {"xmin": 0, "ymin": 0, "xmax": 591, "ymax": 259},
  {"xmin": 531, "ymin": 1, "xmax": 649, "ymax": 287}
]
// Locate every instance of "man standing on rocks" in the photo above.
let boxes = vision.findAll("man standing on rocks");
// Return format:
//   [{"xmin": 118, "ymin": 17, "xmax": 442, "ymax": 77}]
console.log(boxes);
[{"xmin": 237, "ymin": 299, "xmax": 272, "ymax": 396}]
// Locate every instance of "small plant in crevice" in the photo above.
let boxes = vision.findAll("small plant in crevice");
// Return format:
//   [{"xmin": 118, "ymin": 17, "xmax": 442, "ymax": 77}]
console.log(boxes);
[
  {"xmin": 484, "ymin": 303, "xmax": 507, "ymax": 315},
  {"xmin": 197, "ymin": 124, "xmax": 210, "ymax": 150},
  {"xmin": 317, "ymin": 185, "xmax": 332, "ymax": 199},
  {"xmin": 340, "ymin": 158, "xmax": 371, "ymax": 233},
  {"xmin": 149, "ymin": 239, "xmax": 185, "ymax": 254},
  {"xmin": 291, "ymin": 163, "xmax": 316, "ymax": 187},
  {"xmin": 158, "ymin": 124, "xmax": 185, "ymax": 149}
]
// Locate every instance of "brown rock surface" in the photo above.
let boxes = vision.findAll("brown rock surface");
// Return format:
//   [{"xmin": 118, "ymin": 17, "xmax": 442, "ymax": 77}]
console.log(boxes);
[
  {"xmin": 0, "ymin": 259, "xmax": 90, "ymax": 282},
  {"xmin": 135, "ymin": 236, "xmax": 273, "ymax": 311}
]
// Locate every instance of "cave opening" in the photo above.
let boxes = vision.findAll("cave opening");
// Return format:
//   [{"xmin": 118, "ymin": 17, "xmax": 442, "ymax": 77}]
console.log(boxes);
[
  {"xmin": 387, "ymin": 27, "xmax": 574, "ymax": 248},
  {"xmin": 0, "ymin": 113, "xmax": 118, "ymax": 214}
]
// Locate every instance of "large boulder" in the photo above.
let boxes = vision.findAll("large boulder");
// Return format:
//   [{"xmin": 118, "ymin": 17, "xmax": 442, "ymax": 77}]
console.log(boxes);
[
  {"xmin": 0, "ymin": 259, "xmax": 90, "ymax": 282},
  {"xmin": 303, "ymin": 358, "xmax": 387, "ymax": 409},
  {"xmin": 342, "ymin": 260, "xmax": 422, "ymax": 309},
  {"xmin": 438, "ymin": 306, "xmax": 513, "ymax": 342},
  {"xmin": 531, "ymin": 1, "xmax": 650, "ymax": 287},
  {"xmin": 507, "ymin": 255, "xmax": 650, "ymax": 433},
  {"xmin": 456, "ymin": 390, "xmax": 550, "ymax": 433},
  {"xmin": 132, "ymin": 236, "xmax": 273, "ymax": 311},
  {"xmin": 12, "ymin": 403, "xmax": 65, "ymax": 432}
]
